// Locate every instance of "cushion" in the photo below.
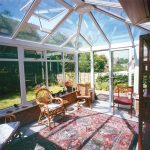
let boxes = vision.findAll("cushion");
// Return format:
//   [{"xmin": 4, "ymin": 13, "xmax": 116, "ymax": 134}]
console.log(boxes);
[
  {"xmin": 47, "ymin": 103, "xmax": 62, "ymax": 110},
  {"xmin": 114, "ymin": 97, "xmax": 132, "ymax": 105}
]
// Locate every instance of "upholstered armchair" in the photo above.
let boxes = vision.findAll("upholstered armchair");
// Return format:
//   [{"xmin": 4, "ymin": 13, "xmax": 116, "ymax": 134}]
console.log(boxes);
[{"xmin": 113, "ymin": 86, "xmax": 134, "ymax": 117}]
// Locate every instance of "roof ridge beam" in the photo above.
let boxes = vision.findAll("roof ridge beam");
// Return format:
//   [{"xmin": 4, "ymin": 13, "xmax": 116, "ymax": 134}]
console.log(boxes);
[
  {"xmin": 12, "ymin": 0, "xmax": 41, "ymax": 39},
  {"xmin": 126, "ymin": 24, "xmax": 135, "ymax": 47},
  {"xmin": 75, "ymin": 15, "xmax": 83, "ymax": 50},
  {"xmin": 41, "ymin": 10, "xmax": 73, "ymax": 44},
  {"xmin": 88, "ymin": 12, "xmax": 110, "ymax": 47}
]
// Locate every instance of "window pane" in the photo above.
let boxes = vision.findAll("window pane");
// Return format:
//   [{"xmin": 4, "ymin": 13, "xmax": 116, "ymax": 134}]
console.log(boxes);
[
  {"xmin": 16, "ymin": 24, "xmax": 47, "ymax": 42},
  {"xmin": 35, "ymin": 0, "xmax": 67, "ymax": 19},
  {"xmin": 98, "ymin": 6, "xmax": 130, "ymax": 21},
  {"xmin": 79, "ymin": 53, "xmax": 91, "ymax": 83},
  {"xmin": 94, "ymin": 51, "xmax": 109, "ymax": 92},
  {"xmin": 47, "ymin": 62, "xmax": 63, "ymax": 86},
  {"xmin": 65, "ymin": 62, "xmax": 75, "ymax": 82},
  {"xmin": 64, "ymin": 36, "xmax": 76, "ymax": 48},
  {"xmin": 81, "ymin": 14, "xmax": 108, "ymax": 47},
  {"xmin": 24, "ymin": 50, "xmax": 44, "ymax": 59},
  {"xmin": 0, "ymin": 61, "xmax": 21, "ymax": 109},
  {"xmin": 112, "ymin": 50, "xmax": 129, "ymax": 86},
  {"xmin": 0, "ymin": 0, "xmax": 33, "ymax": 36},
  {"xmin": 24, "ymin": 62, "xmax": 46, "ymax": 101},
  {"xmin": 78, "ymin": 36, "xmax": 90, "ymax": 49},
  {"xmin": 29, "ymin": 11, "xmax": 68, "ymax": 31},
  {"xmin": 46, "ymin": 12, "xmax": 79, "ymax": 46},
  {"xmin": 93, "ymin": 10, "xmax": 131, "ymax": 44},
  {"xmin": 64, "ymin": 53, "xmax": 74, "ymax": 61},
  {"xmin": 131, "ymin": 26, "xmax": 148, "ymax": 44},
  {"xmin": 47, "ymin": 52, "xmax": 62, "ymax": 60},
  {"xmin": 64, "ymin": 0, "xmax": 76, "ymax": 7},
  {"xmin": 0, "ymin": 45, "xmax": 18, "ymax": 59}
]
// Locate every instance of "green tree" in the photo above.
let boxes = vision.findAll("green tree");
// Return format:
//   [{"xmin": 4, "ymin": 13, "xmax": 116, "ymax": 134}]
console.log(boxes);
[
  {"xmin": 79, "ymin": 53, "xmax": 90, "ymax": 72},
  {"xmin": 94, "ymin": 54, "xmax": 107, "ymax": 72},
  {"xmin": 79, "ymin": 53, "xmax": 108, "ymax": 73}
]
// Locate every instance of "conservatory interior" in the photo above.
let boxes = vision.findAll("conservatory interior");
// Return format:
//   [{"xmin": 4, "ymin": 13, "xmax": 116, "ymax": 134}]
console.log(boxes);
[{"xmin": 0, "ymin": 0, "xmax": 150, "ymax": 150}]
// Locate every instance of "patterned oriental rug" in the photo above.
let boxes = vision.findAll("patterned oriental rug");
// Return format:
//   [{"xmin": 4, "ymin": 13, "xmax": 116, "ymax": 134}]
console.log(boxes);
[{"xmin": 6, "ymin": 108, "xmax": 138, "ymax": 150}]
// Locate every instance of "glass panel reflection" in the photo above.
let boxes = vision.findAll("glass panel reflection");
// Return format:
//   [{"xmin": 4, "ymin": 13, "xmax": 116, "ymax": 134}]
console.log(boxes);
[
  {"xmin": 64, "ymin": 36, "xmax": 76, "ymax": 48},
  {"xmin": 46, "ymin": 12, "xmax": 79, "ymax": 46},
  {"xmin": 98, "ymin": 6, "xmax": 130, "ymax": 21},
  {"xmin": 29, "ymin": 11, "xmax": 68, "ymax": 31},
  {"xmin": 16, "ymin": 24, "xmax": 47, "ymax": 42},
  {"xmin": 0, "ymin": 0, "xmax": 33, "ymax": 36},
  {"xmin": 78, "ymin": 36, "xmax": 90, "ymax": 49},
  {"xmin": 35, "ymin": 0, "xmax": 67, "ymax": 19},
  {"xmin": 93, "ymin": 10, "xmax": 131, "ymax": 44},
  {"xmin": 81, "ymin": 14, "xmax": 108, "ymax": 46}
]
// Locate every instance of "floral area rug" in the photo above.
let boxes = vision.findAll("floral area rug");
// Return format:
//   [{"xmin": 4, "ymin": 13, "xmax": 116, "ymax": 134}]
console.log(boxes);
[{"xmin": 5, "ymin": 108, "xmax": 138, "ymax": 150}]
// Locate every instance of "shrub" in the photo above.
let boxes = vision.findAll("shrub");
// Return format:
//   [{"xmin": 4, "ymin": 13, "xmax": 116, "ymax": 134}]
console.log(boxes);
[{"xmin": 96, "ymin": 74, "xmax": 128, "ymax": 91}]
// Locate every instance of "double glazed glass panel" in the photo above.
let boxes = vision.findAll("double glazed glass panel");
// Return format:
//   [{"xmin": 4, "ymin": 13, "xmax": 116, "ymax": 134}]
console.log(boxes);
[
  {"xmin": 24, "ymin": 62, "xmax": 46, "ymax": 101},
  {"xmin": 47, "ymin": 62, "xmax": 63, "ymax": 86},
  {"xmin": 0, "ymin": 61, "xmax": 21, "ymax": 109},
  {"xmin": 94, "ymin": 51, "xmax": 109, "ymax": 92},
  {"xmin": 0, "ymin": 0, "xmax": 33, "ymax": 36},
  {"xmin": 65, "ymin": 62, "xmax": 75, "ymax": 82},
  {"xmin": 78, "ymin": 52, "xmax": 91, "ymax": 83},
  {"xmin": 112, "ymin": 50, "xmax": 129, "ymax": 86}
]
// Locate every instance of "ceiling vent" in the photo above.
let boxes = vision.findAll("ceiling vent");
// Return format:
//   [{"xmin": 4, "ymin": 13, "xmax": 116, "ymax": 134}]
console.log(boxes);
[
  {"xmin": 75, "ymin": 4, "xmax": 94, "ymax": 14},
  {"xmin": 120, "ymin": 0, "xmax": 150, "ymax": 24}
]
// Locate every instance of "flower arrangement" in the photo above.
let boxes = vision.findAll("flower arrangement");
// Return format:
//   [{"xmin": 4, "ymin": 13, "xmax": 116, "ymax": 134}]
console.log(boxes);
[
  {"xmin": 65, "ymin": 81, "xmax": 73, "ymax": 92},
  {"xmin": 65, "ymin": 81, "xmax": 73, "ymax": 87}
]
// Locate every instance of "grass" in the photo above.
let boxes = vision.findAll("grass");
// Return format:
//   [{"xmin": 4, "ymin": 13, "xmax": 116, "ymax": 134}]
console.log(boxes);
[
  {"xmin": 0, "ymin": 86, "xmax": 65, "ymax": 110},
  {"xmin": 0, "ymin": 94, "xmax": 21, "ymax": 109},
  {"xmin": 49, "ymin": 86, "xmax": 64, "ymax": 94}
]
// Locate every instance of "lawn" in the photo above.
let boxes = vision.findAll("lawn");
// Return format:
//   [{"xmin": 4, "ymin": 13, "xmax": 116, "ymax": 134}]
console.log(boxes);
[{"xmin": 0, "ymin": 86, "xmax": 65, "ymax": 109}]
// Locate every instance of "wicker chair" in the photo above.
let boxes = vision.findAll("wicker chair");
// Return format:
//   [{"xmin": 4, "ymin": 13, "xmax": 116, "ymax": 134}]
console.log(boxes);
[
  {"xmin": 76, "ymin": 83, "xmax": 92, "ymax": 109},
  {"xmin": 35, "ymin": 88, "xmax": 65, "ymax": 127}
]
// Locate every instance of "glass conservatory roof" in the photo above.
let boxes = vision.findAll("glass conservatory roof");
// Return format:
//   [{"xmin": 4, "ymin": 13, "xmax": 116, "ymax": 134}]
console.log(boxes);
[{"xmin": 0, "ymin": 0, "xmax": 150, "ymax": 51}]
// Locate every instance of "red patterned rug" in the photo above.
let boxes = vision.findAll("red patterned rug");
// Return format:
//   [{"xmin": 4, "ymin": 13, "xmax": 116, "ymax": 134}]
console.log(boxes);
[
  {"xmin": 39, "ymin": 108, "xmax": 138, "ymax": 150},
  {"xmin": 6, "ymin": 108, "xmax": 138, "ymax": 150}
]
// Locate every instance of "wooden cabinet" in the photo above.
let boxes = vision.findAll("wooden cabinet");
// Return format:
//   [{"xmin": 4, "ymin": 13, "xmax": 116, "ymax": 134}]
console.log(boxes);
[{"xmin": 139, "ymin": 34, "xmax": 150, "ymax": 149}]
